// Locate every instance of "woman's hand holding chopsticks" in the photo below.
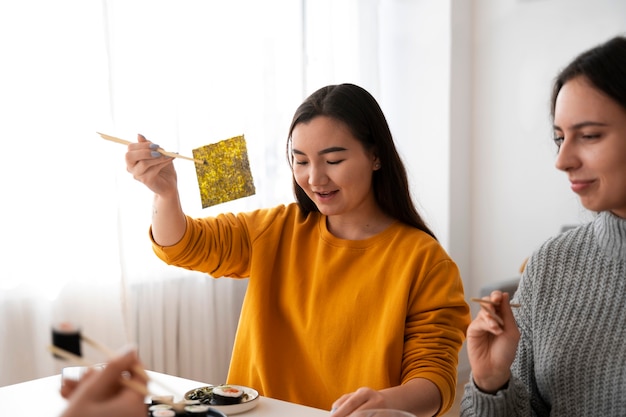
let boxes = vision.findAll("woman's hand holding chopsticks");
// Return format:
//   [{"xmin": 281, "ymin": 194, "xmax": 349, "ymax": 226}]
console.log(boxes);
[
  {"xmin": 60, "ymin": 348, "xmax": 148, "ymax": 417},
  {"xmin": 125, "ymin": 134, "xmax": 187, "ymax": 247},
  {"xmin": 466, "ymin": 291, "xmax": 521, "ymax": 394},
  {"xmin": 125, "ymin": 134, "xmax": 179, "ymax": 197}
]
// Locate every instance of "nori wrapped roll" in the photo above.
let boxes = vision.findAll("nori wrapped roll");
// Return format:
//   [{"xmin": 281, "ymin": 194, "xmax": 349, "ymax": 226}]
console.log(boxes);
[{"xmin": 211, "ymin": 385, "xmax": 244, "ymax": 405}]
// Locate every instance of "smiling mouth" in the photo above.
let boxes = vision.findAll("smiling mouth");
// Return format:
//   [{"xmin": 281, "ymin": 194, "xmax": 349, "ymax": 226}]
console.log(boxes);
[
  {"xmin": 570, "ymin": 179, "xmax": 595, "ymax": 193},
  {"xmin": 314, "ymin": 190, "xmax": 337, "ymax": 198}
]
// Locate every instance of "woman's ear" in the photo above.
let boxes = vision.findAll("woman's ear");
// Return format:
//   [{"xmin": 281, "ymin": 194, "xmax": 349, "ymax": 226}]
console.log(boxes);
[{"xmin": 373, "ymin": 156, "xmax": 381, "ymax": 170}]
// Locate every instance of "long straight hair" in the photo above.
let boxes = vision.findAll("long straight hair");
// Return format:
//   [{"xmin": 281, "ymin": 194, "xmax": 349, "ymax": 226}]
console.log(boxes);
[{"xmin": 286, "ymin": 83, "xmax": 436, "ymax": 240}]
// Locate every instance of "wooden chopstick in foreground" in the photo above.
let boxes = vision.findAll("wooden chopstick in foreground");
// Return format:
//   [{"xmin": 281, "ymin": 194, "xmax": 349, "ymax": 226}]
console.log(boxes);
[
  {"xmin": 97, "ymin": 132, "xmax": 206, "ymax": 165},
  {"xmin": 80, "ymin": 334, "xmax": 148, "ymax": 381},
  {"xmin": 79, "ymin": 334, "xmax": 179, "ymax": 398},
  {"xmin": 470, "ymin": 297, "xmax": 521, "ymax": 308},
  {"xmin": 47, "ymin": 344, "xmax": 153, "ymax": 401}
]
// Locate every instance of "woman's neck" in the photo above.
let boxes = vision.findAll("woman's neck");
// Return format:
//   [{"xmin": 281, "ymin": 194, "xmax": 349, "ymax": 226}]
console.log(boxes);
[{"xmin": 326, "ymin": 209, "xmax": 395, "ymax": 240}]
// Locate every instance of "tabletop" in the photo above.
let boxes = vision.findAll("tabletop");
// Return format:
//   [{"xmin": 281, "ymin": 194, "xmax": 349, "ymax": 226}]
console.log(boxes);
[{"xmin": 0, "ymin": 370, "xmax": 329, "ymax": 417}]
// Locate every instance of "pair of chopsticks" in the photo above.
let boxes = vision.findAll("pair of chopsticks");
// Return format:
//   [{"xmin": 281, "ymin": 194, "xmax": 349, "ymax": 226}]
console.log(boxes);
[
  {"xmin": 97, "ymin": 132, "xmax": 206, "ymax": 165},
  {"xmin": 470, "ymin": 297, "xmax": 521, "ymax": 309},
  {"xmin": 470, "ymin": 297, "xmax": 520, "ymax": 327},
  {"xmin": 48, "ymin": 335, "xmax": 178, "ymax": 407}
]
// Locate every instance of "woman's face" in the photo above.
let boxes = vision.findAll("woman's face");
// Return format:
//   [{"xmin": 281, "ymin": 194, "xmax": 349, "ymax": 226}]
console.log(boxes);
[
  {"xmin": 554, "ymin": 76, "xmax": 626, "ymax": 218},
  {"xmin": 291, "ymin": 116, "xmax": 380, "ymax": 219}
]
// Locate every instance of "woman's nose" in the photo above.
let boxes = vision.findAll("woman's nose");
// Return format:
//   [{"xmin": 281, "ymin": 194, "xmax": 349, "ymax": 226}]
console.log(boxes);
[
  {"xmin": 554, "ymin": 137, "xmax": 580, "ymax": 172},
  {"xmin": 308, "ymin": 164, "xmax": 328, "ymax": 186}
]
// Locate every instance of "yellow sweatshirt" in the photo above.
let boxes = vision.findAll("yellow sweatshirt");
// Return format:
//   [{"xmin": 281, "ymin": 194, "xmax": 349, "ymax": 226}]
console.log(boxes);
[{"xmin": 152, "ymin": 203, "xmax": 469, "ymax": 414}]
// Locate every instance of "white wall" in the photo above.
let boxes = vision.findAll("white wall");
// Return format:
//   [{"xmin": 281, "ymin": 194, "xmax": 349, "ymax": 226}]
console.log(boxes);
[
  {"xmin": 371, "ymin": 0, "xmax": 626, "ymax": 300},
  {"xmin": 466, "ymin": 0, "xmax": 626, "ymax": 298},
  {"xmin": 378, "ymin": 0, "xmax": 452, "ymax": 249}
]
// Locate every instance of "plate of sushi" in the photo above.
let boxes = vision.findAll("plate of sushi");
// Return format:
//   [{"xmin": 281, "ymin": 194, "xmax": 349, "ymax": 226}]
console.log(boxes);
[{"xmin": 184, "ymin": 384, "xmax": 259, "ymax": 414}]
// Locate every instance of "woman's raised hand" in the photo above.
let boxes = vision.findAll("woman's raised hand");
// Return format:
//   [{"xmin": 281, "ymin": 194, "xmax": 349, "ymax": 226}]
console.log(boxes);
[
  {"xmin": 466, "ymin": 291, "xmax": 520, "ymax": 393},
  {"xmin": 125, "ymin": 134, "xmax": 178, "ymax": 197}
]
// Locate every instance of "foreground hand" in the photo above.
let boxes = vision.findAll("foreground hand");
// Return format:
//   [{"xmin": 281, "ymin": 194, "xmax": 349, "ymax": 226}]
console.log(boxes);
[
  {"xmin": 331, "ymin": 387, "xmax": 387, "ymax": 416},
  {"xmin": 125, "ymin": 134, "xmax": 178, "ymax": 197},
  {"xmin": 60, "ymin": 349, "xmax": 148, "ymax": 417},
  {"xmin": 467, "ymin": 291, "xmax": 520, "ymax": 393},
  {"xmin": 331, "ymin": 379, "xmax": 440, "ymax": 417}
]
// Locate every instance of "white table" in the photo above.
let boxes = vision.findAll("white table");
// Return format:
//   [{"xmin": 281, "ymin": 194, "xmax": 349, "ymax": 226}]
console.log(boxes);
[{"xmin": 0, "ymin": 371, "xmax": 329, "ymax": 417}]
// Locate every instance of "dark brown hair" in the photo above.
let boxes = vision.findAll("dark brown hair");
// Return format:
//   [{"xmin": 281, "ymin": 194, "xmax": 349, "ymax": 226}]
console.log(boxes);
[
  {"xmin": 286, "ymin": 83, "xmax": 436, "ymax": 239},
  {"xmin": 551, "ymin": 35, "xmax": 626, "ymax": 119}
]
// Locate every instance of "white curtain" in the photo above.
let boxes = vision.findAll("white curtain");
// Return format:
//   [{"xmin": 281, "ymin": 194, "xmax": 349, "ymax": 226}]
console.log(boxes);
[
  {"xmin": 1, "ymin": 0, "xmax": 446, "ymax": 387},
  {"xmin": 0, "ymin": 0, "xmax": 126, "ymax": 385},
  {"xmin": 0, "ymin": 0, "xmax": 303, "ymax": 386}
]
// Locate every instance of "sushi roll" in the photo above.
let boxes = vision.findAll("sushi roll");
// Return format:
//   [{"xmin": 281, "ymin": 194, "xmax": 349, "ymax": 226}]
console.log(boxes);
[
  {"xmin": 151, "ymin": 395, "xmax": 174, "ymax": 405},
  {"xmin": 211, "ymin": 385, "xmax": 244, "ymax": 405},
  {"xmin": 149, "ymin": 403, "xmax": 173, "ymax": 416},
  {"xmin": 184, "ymin": 404, "xmax": 211, "ymax": 416},
  {"xmin": 151, "ymin": 409, "xmax": 176, "ymax": 417},
  {"xmin": 52, "ymin": 322, "xmax": 82, "ymax": 358}
]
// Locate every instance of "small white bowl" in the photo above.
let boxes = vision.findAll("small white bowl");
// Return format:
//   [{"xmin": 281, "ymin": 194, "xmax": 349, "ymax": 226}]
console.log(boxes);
[{"xmin": 61, "ymin": 363, "xmax": 107, "ymax": 382}]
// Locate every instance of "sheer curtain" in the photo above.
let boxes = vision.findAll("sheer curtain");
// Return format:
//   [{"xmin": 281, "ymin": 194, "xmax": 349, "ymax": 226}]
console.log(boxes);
[
  {"xmin": 1, "ymin": 0, "xmax": 449, "ymax": 387},
  {"xmin": 0, "ymin": 0, "xmax": 303, "ymax": 386},
  {"xmin": 0, "ymin": 1, "xmax": 126, "ymax": 385}
]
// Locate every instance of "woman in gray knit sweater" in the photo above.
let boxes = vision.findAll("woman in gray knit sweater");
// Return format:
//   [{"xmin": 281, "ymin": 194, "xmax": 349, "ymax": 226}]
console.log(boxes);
[{"xmin": 461, "ymin": 36, "xmax": 626, "ymax": 416}]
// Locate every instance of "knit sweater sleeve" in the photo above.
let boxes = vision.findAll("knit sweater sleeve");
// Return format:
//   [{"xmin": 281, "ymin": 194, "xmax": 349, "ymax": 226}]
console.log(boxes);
[{"xmin": 460, "ymin": 374, "xmax": 530, "ymax": 416}]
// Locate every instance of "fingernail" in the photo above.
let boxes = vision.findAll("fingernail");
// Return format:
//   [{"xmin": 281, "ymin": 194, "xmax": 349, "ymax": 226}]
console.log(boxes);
[
  {"xmin": 151, "ymin": 151, "xmax": 162, "ymax": 158},
  {"xmin": 149, "ymin": 143, "xmax": 159, "ymax": 150}
]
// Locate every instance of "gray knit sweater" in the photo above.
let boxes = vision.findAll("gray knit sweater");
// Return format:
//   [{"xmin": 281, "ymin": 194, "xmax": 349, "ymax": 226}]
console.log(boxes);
[{"xmin": 461, "ymin": 211, "xmax": 626, "ymax": 416}]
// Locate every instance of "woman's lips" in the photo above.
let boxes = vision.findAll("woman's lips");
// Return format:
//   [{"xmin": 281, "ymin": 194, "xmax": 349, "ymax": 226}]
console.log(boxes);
[
  {"xmin": 570, "ymin": 179, "xmax": 595, "ymax": 193},
  {"xmin": 314, "ymin": 190, "xmax": 338, "ymax": 201}
]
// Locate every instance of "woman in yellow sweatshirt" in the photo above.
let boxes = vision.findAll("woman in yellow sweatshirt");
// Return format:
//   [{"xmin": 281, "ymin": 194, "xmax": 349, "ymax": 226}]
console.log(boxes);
[{"xmin": 126, "ymin": 83, "xmax": 470, "ymax": 417}]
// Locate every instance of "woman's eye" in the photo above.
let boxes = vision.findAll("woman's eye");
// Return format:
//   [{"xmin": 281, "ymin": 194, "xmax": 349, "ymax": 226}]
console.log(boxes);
[
  {"xmin": 581, "ymin": 133, "xmax": 601, "ymax": 140},
  {"xmin": 553, "ymin": 136, "xmax": 564, "ymax": 148},
  {"xmin": 327, "ymin": 159, "xmax": 344, "ymax": 165},
  {"xmin": 294, "ymin": 160, "xmax": 308, "ymax": 166}
]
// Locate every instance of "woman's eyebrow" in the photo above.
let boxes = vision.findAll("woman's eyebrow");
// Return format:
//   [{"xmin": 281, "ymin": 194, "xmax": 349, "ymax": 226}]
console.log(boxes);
[
  {"xmin": 292, "ymin": 146, "xmax": 348, "ymax": 156},
  {"xmin": 318, "ymin": 146, "xmax": 347, "ymax": 155},
  {"xmin": 553, "ymin": 121, "xmax": 609, "ymax": 130}
]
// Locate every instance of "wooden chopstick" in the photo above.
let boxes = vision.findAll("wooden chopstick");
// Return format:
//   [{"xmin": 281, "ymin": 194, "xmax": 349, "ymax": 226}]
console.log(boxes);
[
  {"xmin": 48, "ymin": 344, "xmax": 92, "ymax": 367},
  {"xmin": 470, "ymin": 297, "xmax": 521, "ymax": 308},
  {"xmin": 97, "ymin": 132, "xmax": 206, "ymax": 165},
  {"xmin": 80, "ymin": 334, "xmax": 148, "ymax": 381},
  {"xmin": 49, "ymin": 336, "xmax": 183, "ymax": 408},
  {"xmin": 47, "ymin": 344, "xmax": 153, "ymax": 400},
  {"xmin": 79, "ymin": 334, "xmax": 179, "ymax": 399},
  {"xmin": 80, "ymin": 333, "xmax": 117, "ymax": 358}
]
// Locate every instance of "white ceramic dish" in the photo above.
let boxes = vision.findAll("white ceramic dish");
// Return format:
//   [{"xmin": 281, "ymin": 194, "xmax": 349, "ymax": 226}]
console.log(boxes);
[{"xmin": 184, "ymin": 385, "xmax": 260, "ymax": 415}]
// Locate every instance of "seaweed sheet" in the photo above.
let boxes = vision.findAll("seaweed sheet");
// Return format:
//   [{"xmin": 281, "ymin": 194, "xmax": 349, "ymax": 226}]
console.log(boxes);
[{"xmin": 192, "ymin": 135, "xmax": 255, "ymax": 208}]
